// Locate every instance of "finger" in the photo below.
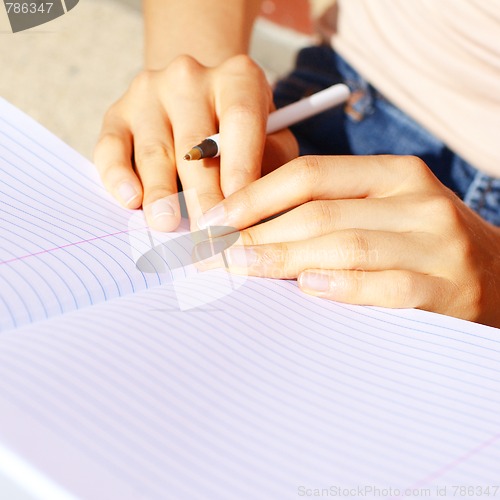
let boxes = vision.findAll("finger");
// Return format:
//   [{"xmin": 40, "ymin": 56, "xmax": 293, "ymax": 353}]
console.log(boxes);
[
  {"xmin": 214, "ymin": 56, "xmax": 272, "ymax": 197},
  {"xmin": 197, "ymin": 155, "xmax": 437, "ymax": 231},
  {"xmin": 298, "ymin": 269, "xmax": 450, "ymax": 312},
  {"xmin": 261, "ymin": 129, "xmax": 299, "ymax": 177},
  {"xmin": 160, "ymin": 60, "xmax": 225, "ymax": 228},
  {"xmin": 236, "ymin": 197, "xmax": 418, "ymax": 246},
  {"xmin": 94, "ymin": 113, "xmax": 142, "ymax": 209},
  {"xmin": 197, "ymin": 229, "xmax": 437, "ymax": 278},
  {"xmin": 132, "ymin": 106, "xmax": 181, "ymax": 232}
]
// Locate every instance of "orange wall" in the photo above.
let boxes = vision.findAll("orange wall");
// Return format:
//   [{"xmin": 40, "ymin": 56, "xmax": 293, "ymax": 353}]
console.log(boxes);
[{"xmin": 260, "ymin": 0, "xmax": 313, "ymax": 34}]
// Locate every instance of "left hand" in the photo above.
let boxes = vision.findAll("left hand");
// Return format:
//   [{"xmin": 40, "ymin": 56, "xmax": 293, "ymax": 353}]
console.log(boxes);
[
  {"xmin": 195, "ymin": 155, "xmax": 500, "ymax": 328},
  {"xmin": 94, "ymin": 55, "xmax": 297, "ymax": 232}
]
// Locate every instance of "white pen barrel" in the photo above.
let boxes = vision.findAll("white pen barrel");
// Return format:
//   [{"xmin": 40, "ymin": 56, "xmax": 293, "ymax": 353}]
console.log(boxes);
[{"xmin": 266, "ymin": 83, "xmax": 350, "ymax": 134}]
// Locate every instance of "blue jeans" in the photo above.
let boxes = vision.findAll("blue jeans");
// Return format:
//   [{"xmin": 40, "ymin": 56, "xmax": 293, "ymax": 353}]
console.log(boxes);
[{"xmin": 273, "ymin": 45, "xmax": 500, "ymax": 226}]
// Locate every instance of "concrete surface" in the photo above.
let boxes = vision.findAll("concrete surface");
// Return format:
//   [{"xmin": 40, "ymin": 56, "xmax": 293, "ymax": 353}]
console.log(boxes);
[{"xmin": 0, "ymin": 0, "xmax": 143, "ymax": 161}]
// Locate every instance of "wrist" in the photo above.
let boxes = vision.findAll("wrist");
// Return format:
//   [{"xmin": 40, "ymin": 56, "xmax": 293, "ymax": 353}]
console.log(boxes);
[{"xmin": 143, "ymin": 0, "xmax": 262, "ymax": 69}]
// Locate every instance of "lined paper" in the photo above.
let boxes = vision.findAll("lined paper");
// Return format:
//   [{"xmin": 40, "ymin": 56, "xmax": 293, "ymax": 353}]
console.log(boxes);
[
  {"xmin": 0, "ymin": 276, "xmax": 499, "ymax": 499},
  {"xmin": 1, "ymin": 97, "xmax": 499, "ymax": 499},
  {"xmin": 0, "ymin": 98, "xmax": 195, "ymax": 331}
]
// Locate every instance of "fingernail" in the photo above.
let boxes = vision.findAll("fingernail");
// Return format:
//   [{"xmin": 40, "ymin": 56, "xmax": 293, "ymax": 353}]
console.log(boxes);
[
  {"xmin": 117, "ymin": 182, "xmax": 139, "ymax": 206},
  {"xmin": 151, "ymin": 198, "xmax": 176, "ymax": 219},
  {"xmin": 197, "ymin": 204, "xmax": 226, "ymax": 229},
  {"xmin": 299, "ymin": 271, "xmax": 330, "ymax": 292},
  {"xmin": 226, "ymin": 247, "xmax": 258, "ymax": 268},
  {"xmin": 147, "ymin": 198, "xmax": 177, "ymax": 230}
]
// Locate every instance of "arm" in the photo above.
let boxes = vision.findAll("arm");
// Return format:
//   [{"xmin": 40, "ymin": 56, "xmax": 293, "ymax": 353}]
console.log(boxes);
[{"xmin": 144, "ymin": 0, "xmax": 262, "ymax": 68}]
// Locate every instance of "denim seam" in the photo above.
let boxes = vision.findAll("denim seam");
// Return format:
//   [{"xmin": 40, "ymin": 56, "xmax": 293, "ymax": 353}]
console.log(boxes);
[
  {"xmin": 463, "ymin": 172, "xmax": 491, "ymax": 213},
  {"xmin": 478, "ymin": 179, "xmax": 494, "ymax": 214}
]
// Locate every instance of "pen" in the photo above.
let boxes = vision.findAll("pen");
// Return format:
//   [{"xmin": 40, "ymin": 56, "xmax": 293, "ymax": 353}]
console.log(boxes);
[{"xmin": 183, "ymin": 83, "xmax": 350, "ymax": 161}]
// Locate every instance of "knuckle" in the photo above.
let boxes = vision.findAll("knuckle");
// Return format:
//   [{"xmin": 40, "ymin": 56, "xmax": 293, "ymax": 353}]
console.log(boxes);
[
  {"xmin": 96, "ymin": 131, "xmax": 123, "ymax": 150},
  {"xmin": 229, "ymin": 183, "xmax": 259, "ymax": 215},
  {"xmin": 259, "ymin": 242, "xmax": 290, "ymax": 276},
  {"xmin": 224, "ymin": 101, "xmax": 262, "ymax": 123},
  {"xmin": 436, "ymin": 195, "xmax": 459, "ymax": 220},
  {"xmin": 240, "ymin": 228, "xmax": 258, "ymax": 247},
  {"xmin": 228, "ymin": 164, "xmax": 254, "ymax": 178},
  {"xmin": 223, "ymin": 54, "xmax": 265, "ymax": 78},
  {"xmin": 450, "ymin": 233, "xmax": 475, "ymax": 269},
  {"xmin": 135, "ymin": 142, "xmax": 173, "ymax": 167},
  {"xmin": 167, "ymin": 54, "xmax": 203, "ymax": 82},
  {"xmin": 424, "ymin": 194, "xmax": 462, "ymax": 228},
  {"xmin": 346, "ymin": 230, "xmax": 370, "ymax": 265},
  {"xmin": 291, "ymin": 156, "xmax": 323, "ymax": 196},
  {"xmin": 394, "ymin": 271, "xmax": 419, "ymax": 307},
  {"xmin": 129, "ymin": 70, "xmax": 156, "ymax": 93},
  {"xmin": 308, "ymin": 200, "xmax": 338, "ymax": 234},
  {"xmin": 102, "ymin": 104, "xmax": 122, "ymax": 124},
  {"xmin": 403, "ymin": 155, "xmax": 429, "ymax": 175},
  {"xmin": 398, "ymin": 155, "xmax": 437, "ymax": 188}
]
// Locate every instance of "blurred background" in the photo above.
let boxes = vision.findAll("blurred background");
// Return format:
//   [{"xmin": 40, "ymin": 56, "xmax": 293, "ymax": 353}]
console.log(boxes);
[{"xmin": 0, "ymin": 0, "xmax": 326, "ymax": 161}]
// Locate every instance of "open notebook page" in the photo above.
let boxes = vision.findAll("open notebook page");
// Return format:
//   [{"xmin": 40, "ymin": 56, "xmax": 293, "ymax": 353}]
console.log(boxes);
[
  {"xmin": 0, "ymin": 98, "xmax": 199, "ymax": 332},
  {"xmin": 0, "ymin": 274, "xmax": 499, "ymax": 499}
]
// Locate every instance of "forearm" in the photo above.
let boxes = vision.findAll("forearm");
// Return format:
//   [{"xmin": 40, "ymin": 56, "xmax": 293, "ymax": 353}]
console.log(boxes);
[{"xmin": 143, "ymin": 0, "xmax": 263, "ymax": 69}]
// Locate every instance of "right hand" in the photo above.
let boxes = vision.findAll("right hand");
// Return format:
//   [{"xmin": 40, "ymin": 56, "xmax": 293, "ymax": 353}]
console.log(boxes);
[{"xmin": 93, "ymin": 54, "xmax": 298, "ymax": 231}]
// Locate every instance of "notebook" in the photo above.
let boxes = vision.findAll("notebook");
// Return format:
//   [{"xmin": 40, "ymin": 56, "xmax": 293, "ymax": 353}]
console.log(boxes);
[{"xmin": 0, "ymin": 97, "xmax": 499, "ymax": 500}]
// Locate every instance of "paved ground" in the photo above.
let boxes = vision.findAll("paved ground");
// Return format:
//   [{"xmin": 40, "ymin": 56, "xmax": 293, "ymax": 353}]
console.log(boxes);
[
  {"xmin": 0, "ymin": 0, "xmax": 143, "ymax": 160},
  {"xmin": 0, "ymin": 0, "xmax": 312, "ymax": 161}
]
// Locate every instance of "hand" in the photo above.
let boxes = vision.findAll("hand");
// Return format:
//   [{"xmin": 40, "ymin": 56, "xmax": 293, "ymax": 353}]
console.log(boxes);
[
  {"xmin": 93, "ymin": 54, "xmax": 298, "ymax": 231},
  {"xmin": 196, "ymin": 155, "xmax": 500, "ymax": 328}
]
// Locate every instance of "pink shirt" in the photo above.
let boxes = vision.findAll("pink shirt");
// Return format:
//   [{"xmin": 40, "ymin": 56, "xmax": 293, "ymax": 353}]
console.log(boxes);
[{"xmin": 327, "ymin": 0, "xmax": 500, "ymax": 176}]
